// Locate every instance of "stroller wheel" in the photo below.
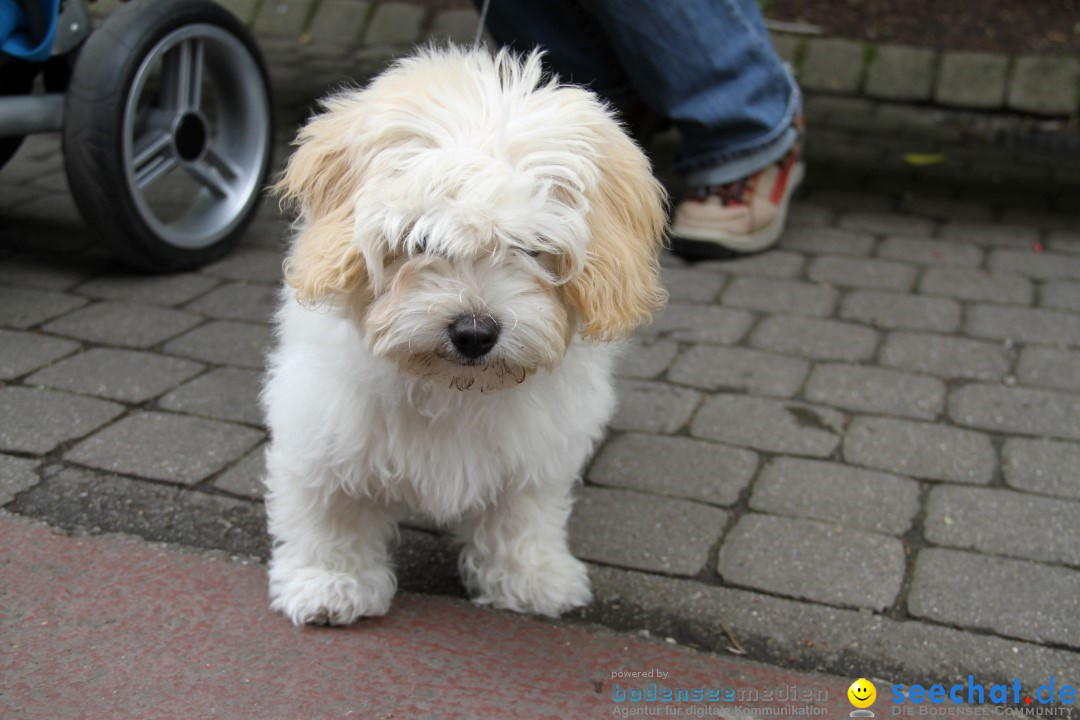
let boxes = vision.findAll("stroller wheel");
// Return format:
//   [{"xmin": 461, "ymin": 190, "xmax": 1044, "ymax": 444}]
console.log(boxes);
[{"xmin": 63, "ymin": 0, "xmax": 273, "ymax": 271}]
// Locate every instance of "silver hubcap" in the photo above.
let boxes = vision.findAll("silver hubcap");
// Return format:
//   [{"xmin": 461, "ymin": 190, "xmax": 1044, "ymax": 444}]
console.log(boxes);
[{"xmin": 122, "ymin": 24, "xmax": 269, "ymax": 249}]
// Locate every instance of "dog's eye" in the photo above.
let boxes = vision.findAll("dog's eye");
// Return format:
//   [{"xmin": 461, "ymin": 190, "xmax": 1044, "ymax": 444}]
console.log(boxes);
[{"xmin": 412, "ymin": 236, "xmax": 428, "ymax": 255}]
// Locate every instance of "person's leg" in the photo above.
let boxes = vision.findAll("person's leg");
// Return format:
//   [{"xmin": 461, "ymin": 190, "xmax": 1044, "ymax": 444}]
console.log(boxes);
[
  {"xmin": 582, "ymin": 0, "xmax": 801, "ymax": 187},
  {"xmin": 474, "ymin": 0, "xmax": 634, "ymax": 106},
  {"xmin": 479, "ymin": 0, "xmax": 802, "ymax": 254}
]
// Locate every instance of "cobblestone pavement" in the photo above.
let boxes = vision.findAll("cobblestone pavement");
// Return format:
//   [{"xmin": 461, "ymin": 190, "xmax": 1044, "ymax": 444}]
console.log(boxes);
[{"xmin": 4, "ymin": 0, "xmax": 1080, "ymax": 699}]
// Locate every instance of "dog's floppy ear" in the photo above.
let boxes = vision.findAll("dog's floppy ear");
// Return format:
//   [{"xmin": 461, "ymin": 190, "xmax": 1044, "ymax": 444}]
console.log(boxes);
[
  {"xmin": 562, "ymin": 121, "xmax": 668, "ymax": 342},
  {"xmin": 276, "ymin": 95, "xmax": 370, "ymax": 305}
]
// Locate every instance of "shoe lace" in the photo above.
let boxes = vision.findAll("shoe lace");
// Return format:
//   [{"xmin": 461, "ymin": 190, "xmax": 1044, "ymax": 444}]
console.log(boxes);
[
  {"xmin": 688, "ymin": 146, "xmax": 800, "ymax": 207},
  {"xmin": 690, "ymin": 176, "xmax": 757, "ymax": 206}
]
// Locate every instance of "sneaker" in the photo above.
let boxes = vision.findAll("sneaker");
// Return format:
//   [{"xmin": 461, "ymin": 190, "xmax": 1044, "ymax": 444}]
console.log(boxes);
[{"xmin": 670, "ymin": 143, "xmax": 804, "ymax": 258}]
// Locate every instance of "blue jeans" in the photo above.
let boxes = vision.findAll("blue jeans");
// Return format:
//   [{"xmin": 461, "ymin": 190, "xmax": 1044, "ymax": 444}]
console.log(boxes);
[{"xmin": 475, "ymin": 0, "xmax": 801, "ymax": 185}]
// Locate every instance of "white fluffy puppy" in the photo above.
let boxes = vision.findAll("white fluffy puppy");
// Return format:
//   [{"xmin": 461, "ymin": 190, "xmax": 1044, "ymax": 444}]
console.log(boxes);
[{"xmin": 262, "ymin": 47, "xmax": 667, "ymax": 625}]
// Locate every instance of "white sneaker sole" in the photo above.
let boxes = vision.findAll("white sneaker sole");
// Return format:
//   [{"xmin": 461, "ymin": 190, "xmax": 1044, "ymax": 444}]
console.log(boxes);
[{"xmin": 670, "ymin": 161, "xmax": 805, "ymax": 254}]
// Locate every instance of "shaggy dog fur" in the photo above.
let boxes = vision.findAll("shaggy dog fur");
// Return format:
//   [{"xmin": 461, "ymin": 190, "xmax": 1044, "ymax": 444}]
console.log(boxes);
[{"xmin": 262, "ymin": 47, "xmax": 667, "ymax": 625}]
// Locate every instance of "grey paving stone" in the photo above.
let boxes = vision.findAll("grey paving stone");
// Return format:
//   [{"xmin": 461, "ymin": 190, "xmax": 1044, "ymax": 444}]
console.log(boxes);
[
  {"xmin": 770, "ymin": 33, "xmax": 799, "ymax": 65},
  {"xmin": 968, "ymin": 161, "xmax": 1053, "ymax": 187},
  {"xmin": 214, "ymin": 444, "xmax": 267, "ymax": 500},
  {"xmin": 66, "ymin": 411, "xmax": 263, "ymax": 484},
  {"xmin": 938, "ymin": 221, "xmax": 1040, "ymax": 248},
  {"xmin": 41, "ymin": 302, "xmax": 203, "ymax": 348},
  {"xmin": 805, "ymin": 188, "xmax": 893, "ymax": 213},
  {"xmin": 585, "ymin": 565, "xmax": 1080, "ymax": 693},
  {"xmin": 784, "ymin": 203, "xmax": 835, "ymax": 228},
  {"xmin": 254, "ymin": 0, "xmax": 312, "ymax": 38},
  {"xmin": 750, "ymin": 315, "xmax": 878, "ymax": 361},
  {"xmin": 799, "ymin": 38, "xmax": 864, "ymax": 93},
  {"xmin": 1016, "ymin": 346, "xmax": 1080, "ymax": 392},
  {"xmin": 588, "ymin": 432, "xmax": 757, "ymax": 507},
  {"xmin": 692, "ymin": 394, "xmax": 843, "ymax": 457},
  {"xmin": 989, "ymin": 250, "xmax": 1080, "ymax": 281},
  {"xmin": 0, "ymin": 285, "xmax": 87, "ymax": 329},
  {"xmin": 878, "ymin": 236, "xmax": 983, "ymax": 267},
  {"xmin": 667, "ymin": 345, "xmax": 809, "ymax": 397},
  {"xmin": 1002, "ymin": 438, "xmax": 1080, "ymax": 500},
  {"xmin": 1007, "ymin": 56, "xmax": 1080, "ymax": 115},
  {"xmin": 428, "ymin": 7, "xmax": 480, "ymax": 43},
  {"xmin": 1042, "ymin": 281, "xmax": 1080, "ymax": 311},
  {"xmin": 659, "ymin": 267, "xmax": 726, "ymax": 303},
  {"xmin": 183, "ymin": 282, "xmax": 278, "ymax": 323},
  {"xmin": 924, "ymin": 485, "xmax": 1080, "ymax": 566},
  {"xmin": 0, "ymin": 387, "xmax": 124, "ymax": 455},
  {"xmin": 642, "ymin": 302, "xmax": 754, "ymax": 345},
  {"xmin": 838, "ymin": 211, "xmax": 935, "ymax": 238},
  {"xmin": 779, "ymin": 226, "xmax": 875, "ymax": 256},
  {"xmin": 807, "ymin": 256, "xmax": 917, "ymax": 291},
  {"xmin": 909, "ymin": 549, "xmax": 1080, "ymax": 648},
  {"xmin": 158, "ymin": 368, "xmax": 264, "ymax": 426},
  {"xmin": 751, "ymin": 458, "xmax": 919, "ymax": 535},
  {"xmin": 73, "ymin": 272, "xmax": 219, "ymax": 307},
  {"xmin": 965, "ymin": 305, "xmax": 1080, "ymax": 345},
  {"xmin": 613, "ymin": 338, "xmax": 679, "ymax": 380},
  {"xmin": 843, "ymin": 416, "xmax": 995, "ymax": 484},
  {"xmin": 919, "ymin": 268, "xmax": 1034, "ymax": 305},
  {"xmin": 1046, "ymin": 230, "xmax": 1080, "ymax": 256},
  {"xmin": 1001, "ymin": 208, "xmax": 1080, "ymax": 234},
  {"xmin": 897, "ymin": 196, "xmax": 993, "ymax": 223},
  {"xmin": 658, "ymin": 251, "xmax": 689, "ymax": 269},
  {"xmin": 0, "ymin": 329, "xmax": 79, "ymax": 380},
  {"xmin": 0, "ymin": 453, "xmax": 39, "ymax": 506},
  {"xmin": 568, "ymin": 486, "xmax": 727, "ymax": 576},
  {"xmin": 840, "ymin": 290, "xmax": 961, "ymax": 333},
  {"xmin": 721, "ymin": 276, "xmax": 838, "ymax": 318},
  {"xmin": 8, "ymin": 468, "xmax": 268, "ymax": 559},
  {"xmin": 714, "ymin": 250, "xmax": 805, "ymax": 279},
  {"xmin": 865, "ymin": 45, "xmax": 935, "ymax": 101},
  {"xmin": 880, "ymin": 331, "xmax": 1010, "ymax": 381},
  {"xmin": 718, "ymin": 514, "xmax": 905, "ymax": 611},
  {"xmin": 216, "ymin": 0, "xmax": 256, "ymax": 22},
  {"xmin": 805, "ymin": 363, "xmax": 946, "ymax": 420},
  {"xmin": 308, "ymin": 0, "xmax": 369, "ymax": 45},
  {"xmin": 0, "ymin": 254, "xmax": 102, "ymax": 291},
  {"xmin": 803, "ymin": 95, "xmax": 875, "ymax": 121},
  {"xmin": 364, "ymin": 1, "xmax": 424, "ymax": 45},
  {"xmin": 935, "ymin": 52, "xmax": 1008, "ymax": 109},
  {"xmin": 199, "ymin": 247, "xmax": 283, "ymax": 284},
  {"xmin": 949, "ymin": 383, "xmax": 1080, "ymax": 441},
  {"xmin": 26, "ymin": 349, "xmax": 204, "ymax": 403},
  {"xmin": 610, "ymin": 379, "xmax": 700, "ymax": 434},
  {"xmin": 162, "ymin": 320, "xmax": 272, "ymax": 369}
]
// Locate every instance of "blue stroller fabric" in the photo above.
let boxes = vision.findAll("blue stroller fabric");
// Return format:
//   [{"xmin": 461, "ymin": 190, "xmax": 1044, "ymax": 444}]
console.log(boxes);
[{"xmin": 1, "ymin": 0, "xmax": 61, "ymax": 63}]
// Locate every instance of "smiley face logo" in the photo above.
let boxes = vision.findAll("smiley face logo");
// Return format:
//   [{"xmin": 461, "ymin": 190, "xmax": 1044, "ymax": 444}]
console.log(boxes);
[{"xmin": 848, "ymin": 678, "xmax": 877, "ymax": 709}]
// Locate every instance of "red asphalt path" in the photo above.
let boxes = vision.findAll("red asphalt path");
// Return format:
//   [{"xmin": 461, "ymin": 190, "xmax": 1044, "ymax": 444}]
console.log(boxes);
[{"xmin": 0, "ymin": 514, "xmax": 857, "ymax": 719}]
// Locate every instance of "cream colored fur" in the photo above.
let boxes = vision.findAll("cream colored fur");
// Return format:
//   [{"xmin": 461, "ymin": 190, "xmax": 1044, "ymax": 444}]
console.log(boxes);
[{"xmin": 263, "ymin": 46, "xmax": 667, "ymax": 625}]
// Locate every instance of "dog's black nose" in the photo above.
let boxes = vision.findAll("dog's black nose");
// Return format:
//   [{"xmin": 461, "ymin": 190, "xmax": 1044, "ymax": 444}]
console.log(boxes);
[{"xmin": 448, "ymin": 314, "xmax": 500, "ymax": 359}]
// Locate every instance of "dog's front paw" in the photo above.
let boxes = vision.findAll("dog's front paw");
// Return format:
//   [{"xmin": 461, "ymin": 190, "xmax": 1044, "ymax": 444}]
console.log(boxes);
[
  {"xmin": 268, "ymin": 565, "xmax": 397, "ymax": 626},
  {"xmin": 464, "ymin": 550, "xmax": 593, "ymax": 618}
]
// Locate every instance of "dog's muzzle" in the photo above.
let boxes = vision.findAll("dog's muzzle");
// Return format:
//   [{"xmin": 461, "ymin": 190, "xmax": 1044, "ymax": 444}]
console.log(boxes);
[{"xmin": 448, "ymin": 313, "xmax": 500, "ymax": 359}]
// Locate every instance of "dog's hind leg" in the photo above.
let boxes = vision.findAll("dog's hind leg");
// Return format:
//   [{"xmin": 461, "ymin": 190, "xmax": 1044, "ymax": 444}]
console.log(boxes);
[
  {"xmin": 456, "ymin": 481, "xmax": 592, "ymax": 618},
  {"xmin": 264, "ymin": 452, "xmax": 398, "ymax": 625}
]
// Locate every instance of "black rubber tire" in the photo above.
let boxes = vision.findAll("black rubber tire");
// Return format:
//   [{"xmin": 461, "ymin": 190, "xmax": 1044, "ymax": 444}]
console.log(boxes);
[
  {"xmin": 0, "ymin": 59, "xmax": 39, "ymax": 170},
  {"xmin": 62, "ymin": 0, "xmax": 273, "ymax": 271}
]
